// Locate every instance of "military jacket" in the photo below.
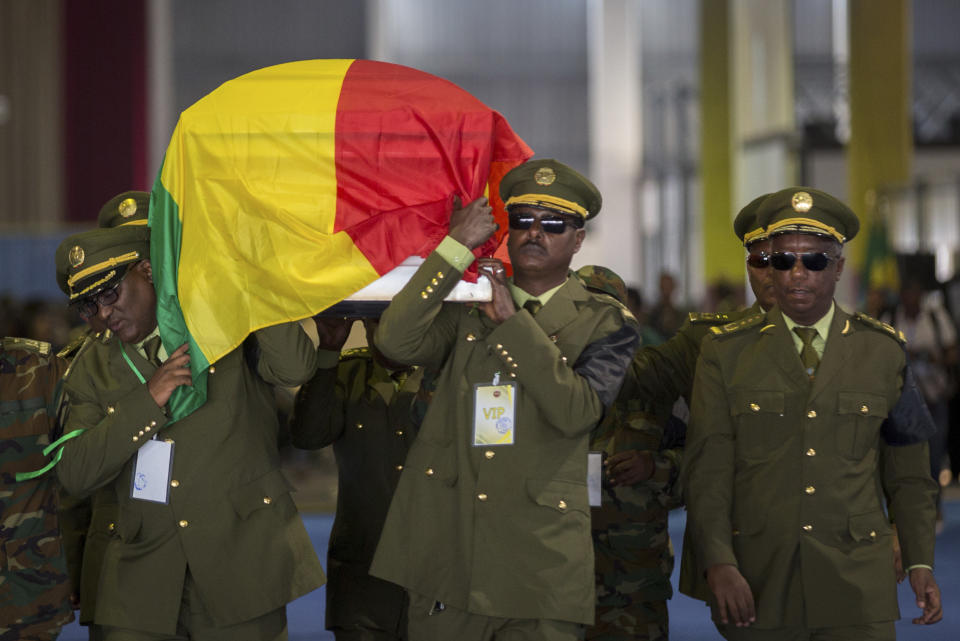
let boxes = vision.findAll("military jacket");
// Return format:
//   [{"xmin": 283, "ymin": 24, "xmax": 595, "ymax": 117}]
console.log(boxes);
[
  {"xmin": 370, "ymin": 252, "xmax": 639, "ymax": 625},
  {"xmin": 682, "ymin": 305, "xmax": 937, "ymax": 628},
  {"xmin": 290, "ymin": 349, "xmax": 423, "ymax": 632},
  {"xmin": 57, "ymin": 323, "xmax": 326, "ymax": 635},
  {"xmin": 1, "ymin": 338, "xmax": 74, "ymax": 638}
]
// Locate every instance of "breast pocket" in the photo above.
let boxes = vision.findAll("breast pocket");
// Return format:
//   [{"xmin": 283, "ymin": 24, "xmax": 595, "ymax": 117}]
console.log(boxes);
[
  {"xmin": 730, "ymin": 391, "xmax": 786, "ymax": 459},
  {"xmin": 836, "ymin": 392, "xmax": 888, "ymax": 460}
]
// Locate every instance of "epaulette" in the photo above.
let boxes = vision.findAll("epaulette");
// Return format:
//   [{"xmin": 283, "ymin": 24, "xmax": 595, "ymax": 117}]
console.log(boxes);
[
  {"xmin": 852, "ymin": 312, "xmax": 906, "ymax": 344},
  {"xmin": 688, "ymin": 311, "xmax": 730, "ymax": 324},
  {"xmin": 57, "ymin": 332, "xmax": 90, "ymax": 359},
  {"xmin": 1, "ymin": 336, "xmax": 52, "ymax": 356},
  {"xmin": 708, "ymin": 311, "xmax": 766, "ymax": 336},
  {"xmin": 100, "ymin": 329, "xmax": 115, "ymax": 344},
  {"xmin": 339, "ymin": 346, "xmax": 371, "ymax": 361}
]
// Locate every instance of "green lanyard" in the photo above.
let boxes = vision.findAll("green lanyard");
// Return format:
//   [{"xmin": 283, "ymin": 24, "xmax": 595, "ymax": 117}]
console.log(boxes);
[{"xmin": 15, "ymin": 343, "xmax": 146, "ymax": 482}]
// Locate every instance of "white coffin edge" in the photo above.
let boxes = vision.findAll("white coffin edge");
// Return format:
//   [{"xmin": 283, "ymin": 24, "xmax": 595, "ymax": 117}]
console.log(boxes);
[{"xmin": 344, "ymin": 255, "xmax": 492, "ymax": 302}]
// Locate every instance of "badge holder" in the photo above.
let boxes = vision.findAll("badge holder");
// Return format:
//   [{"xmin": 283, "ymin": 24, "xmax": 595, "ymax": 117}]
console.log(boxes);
[
  {"xmin": 472, "ymin": 372, "xmax": 518, "ymax": 446},
  {"xmin": 131, "ymin": 438, "xmax": 174, "ymax": 504}
]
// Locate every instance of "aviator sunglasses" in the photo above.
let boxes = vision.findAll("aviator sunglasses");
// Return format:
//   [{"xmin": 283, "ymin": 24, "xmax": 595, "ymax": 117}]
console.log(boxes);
[
  {"xmin": 508, "ymin": 211, "xmax": 583, "ymax": 234},
  {"xmin": 770, "ymin": 251, "xmax": 836, "ymax": 272}
]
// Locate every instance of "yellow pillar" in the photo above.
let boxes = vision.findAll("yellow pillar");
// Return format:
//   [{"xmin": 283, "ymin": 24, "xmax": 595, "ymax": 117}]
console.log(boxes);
[
  {"xmin": 848, "ymin": 0, "xmax": 912, "ymax": 269},
  {"xmin": 700, "ymin": 0, "xmax": 742, "ymax": 284}
]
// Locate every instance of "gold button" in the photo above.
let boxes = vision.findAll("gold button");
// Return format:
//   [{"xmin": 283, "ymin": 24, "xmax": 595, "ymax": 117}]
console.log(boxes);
[
  {"xmin": 484, "ymin": 450, "xmax": 495, "ymax": 460},
  {"xmin": 170, "ymin": 480, "xmax": 180, "ymax": 488},
  {"xmin": 465, "ymin": 333, "xmax": 476, "ymax": 342},
  {"xmin": 108, "ymin": 522, "xmax": 115, "ymax": 532},
  {"xmin": 506, "ymin": 356, "xmax": 514, "ymax": 362},
  {"xmin": 151, "ymin": 420, "xmax": 157, "ymax": 427},
  {"xmin": 432, "ymin": 278, "xmax": 439, "ymax": 286},
  {"xmin": 395, "ymin": 430, "xmax": 404, "ymax": 437},
  {"xmin": 209, "ymin": 366, "xmax": 216, "ymax": 374},
  {"xmin": 356, "ymin": 422, "xmax": 363, "ymax": 430},
  {"xmin": 425, "ymin": 468, "xmax": 435, "ymax": 477},
  {"xmin": 561, "ymin": 356, "xmax": 567, "ymax": 363},
  {"xmin": 436, "ymin": 271, "xmax": 444, "ymax": 279},
  {"xmin": 426, "ymin": 286, "xmax": 434, "ymax": 293},
  {"xmin": 396, "ymin": 464, "xmax": 403, "ymax": 471},
  {"xmin": 501, "ymin": 350, "xmax": 509, "ymax": 356},
  {"xmin": 179, "ymin": 520, "xmax": 189, "ymax": 528},
  {"xmin": 558, "ymin": 499, "xmax": 567, "ymax": 510},
  {"xmin": 805, "ymin": 486, "xmax": 816, "ymax": 495},
  {"xmin": 870, "ymin": 530, "xmax": 877, "ymax": 539},
  {"xmin": 477, "ymin": 493, "xmax": 488, "ymax": 501},
  {"xmin": 107, "ymin": 405, "xmax": 116, "ymax": 414},
  {"xmin": 802, "ymin": 524, "xmax": 813, "ymax": 532},
  {"xmin": 807, "ymin": 410, "xmax": 817, "ymax": 419},
  {"xmin": 420, "ymin": 291, "xmax": 428, "ymax": 299},
  {"xmin": 263, "ymin": 496, "xmax": 272, "ymax": 505},
  {"xmin": 860, "ymin": 404, "xmax": 869, "ymax": 414},
  {"xmin": 132, "ymin": 435, "xmax": 139, "ymax": 442},
  {"xmin": 509, "ymin": 372, "xmax": 517, "ymax": 379},
  {"xmin": 511, "ymin": 362, "xmax": 518, "ymax": 369},
  {"xmin": 806, "ymin": 448, "xmax": 816, "ymax": 457},
  {"xmin": 749, "ymin": 403, "xmax": 760, "ymax": 412},
  {"xmin": 496, "ymin": 344, "xmax": 503, "ymax": 350},
  {"xmin": 549, "ymin": 334, "xmax": 558, "ymax": 342},
  {"xmin": 144, "ymin": 426, "xmax": 151, "ymax": 433},
  {"xmin": 138, "ymin": 430, "xmax": 145, "ymax": 437}
]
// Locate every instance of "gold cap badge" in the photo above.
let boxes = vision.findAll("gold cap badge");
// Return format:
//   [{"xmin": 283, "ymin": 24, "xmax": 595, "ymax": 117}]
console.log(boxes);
[
  {"xmin": 534, "ymin": 167, "xmax": 556, "ymax": 186},
  {"xmin": 68, "ymin": 245, "xmax": 85, "ymax": 268},
  {"xmin": 119, "ymin": 197, "xmax": 138, "ymax": 218},
  {"xmin": 791, "ymin": 191, "xmax": 813, "ymax": 213}
]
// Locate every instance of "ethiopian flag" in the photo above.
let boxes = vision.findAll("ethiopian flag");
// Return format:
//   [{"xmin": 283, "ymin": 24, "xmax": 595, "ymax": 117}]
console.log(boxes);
[{"xmin": 150, "ymin": 59, "xmax": 532, "ymax": 421}]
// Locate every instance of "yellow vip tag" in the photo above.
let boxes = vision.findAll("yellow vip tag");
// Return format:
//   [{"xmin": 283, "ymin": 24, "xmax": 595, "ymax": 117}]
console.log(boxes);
[{"xmin": 473, "ymin": 381, "xmax": 517, "ymax": 446}]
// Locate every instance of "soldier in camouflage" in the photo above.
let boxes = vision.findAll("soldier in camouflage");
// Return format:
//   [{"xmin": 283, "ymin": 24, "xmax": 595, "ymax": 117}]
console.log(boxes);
[
  {"xmin": 1, "ymin": 337, "xmax": 74, "ymax": 640},
  {"xmin": 576, "ymin": 266, "xmax": 679, "ymax": 641}
]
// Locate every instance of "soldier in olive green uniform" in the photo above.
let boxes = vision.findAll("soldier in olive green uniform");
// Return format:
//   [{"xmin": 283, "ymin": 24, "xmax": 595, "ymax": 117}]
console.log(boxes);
[
  {"xmin": 683, "ymin": 188, "xmax": 942, "ymax": 640},
  {"xmin": 57, "ymin": 191, "xmax": 147, "ymax": 641},
  {"xmin": 53, "ymin": 220, "xmax": 326, "ymax": 640},
  {"xmin": 370, "ymin": 159, "xmax": 640, "ymax": 641},
  {"xmin": 1, "ymin": 337, "xmax": 74, "ymax": 640},
  {"xmin": 290, "ymin": 317, "xmax": 423, "ymax": 641}
]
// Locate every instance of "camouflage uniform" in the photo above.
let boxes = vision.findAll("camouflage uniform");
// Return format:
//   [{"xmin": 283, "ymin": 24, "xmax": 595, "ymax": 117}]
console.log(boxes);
[
  {"xmin": 1, "ymin": 337, "xmax": 74, "ymax": 640},
  {"xmin": 574, "ymin": 267, "xmax": 680, "ymax": 641}
]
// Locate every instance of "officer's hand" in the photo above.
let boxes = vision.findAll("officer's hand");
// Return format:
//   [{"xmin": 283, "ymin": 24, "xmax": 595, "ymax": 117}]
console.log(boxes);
[
  {"xmin": 448, "ymin": 195, "xmax": 496, "ymax": 250},
  {"xmin": 313, "ymin": 317, "xmax": 353, "ymax": 352},
  {"xmin": 706, "ymin": 564, "xmax": 756, "ymax": 627},
  {"xmin": 605, "ymin": 450, "xmax": 655, "ymax": 486},
  {"xmin": 909, "ymin": 568, "xmax": 942, "ymax": 624},
  {"xmin": 477, "ymin": 258, "xmax": 515, "ymax": 325},
  {"xmin": 147, "ymin": 343, "xmax": 192, "ymax": 408},
  {"xmin": 891, "ymin": 523, "xmax": 905, "ymax": 583}
]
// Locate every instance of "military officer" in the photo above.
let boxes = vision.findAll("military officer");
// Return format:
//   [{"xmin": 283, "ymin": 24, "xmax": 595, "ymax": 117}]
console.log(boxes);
[
  {"xmin": 369, "ymin": 159, "xmax": 640, "ymax": 641},
  {"xmin": 53, "ymin": 220, "xmax": 326, "ymax": 640},
  {"xmin": 56, "ymin": 190, "xmax": 147, "ymax": 641},
  {"xmin": 683, "ymin": 187, "xmax": 941, "ymax": 639},
  {"xmin": 289, "ymin": 317, "xmax": 423, "ymax": 641},
  {"xmin": 1, "ymin": 337, "xmax": 74, "ymax": 640}
]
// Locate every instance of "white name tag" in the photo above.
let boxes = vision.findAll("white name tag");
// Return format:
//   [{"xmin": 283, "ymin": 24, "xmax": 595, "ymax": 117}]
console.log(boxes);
[
  {"xmin": 588, "ymin": 451, "xmax": 603, "ymax": 507},
  {"xmin": 473, "ymin": 382, "xmax": 517, "ymax": 446},
  {"xmin": 130, "ymin": 439, "xmax": 174, "ymax": 504}
]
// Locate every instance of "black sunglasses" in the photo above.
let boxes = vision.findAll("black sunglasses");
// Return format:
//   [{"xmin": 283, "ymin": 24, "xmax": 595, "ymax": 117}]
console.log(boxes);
[
  {"xmin": 508, "ymin": 211, "xmax": 583, "ymax": 234},
  {"xmin": 746, "ymin": 253, "xmax": 770, "ymax": 269},
  {"xmin": 75, "ymin": 279, "xmax": 123, "ymax": 319},
  {"xmin": 770, "ymin": 251, "xmax": 836, "ymax": 272}
]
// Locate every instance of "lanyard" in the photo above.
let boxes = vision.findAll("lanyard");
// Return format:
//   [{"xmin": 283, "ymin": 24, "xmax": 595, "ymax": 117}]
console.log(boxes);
[{"xmin": 120, "ymin": 344, "xmax": 147, "ymax": 383}]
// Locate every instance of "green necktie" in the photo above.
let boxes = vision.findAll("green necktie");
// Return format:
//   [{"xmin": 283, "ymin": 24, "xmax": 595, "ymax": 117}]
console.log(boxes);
[
  {"xmin": 143, "ymin": 335, "xmax": 162, "ymax": 367},
  {"xmin": 524, "ymin": 299, "xmax": 542, "ymax": 316},
  {"xmin": 793, "ymin": 327, "xmax": 820, "ymax": 378}
]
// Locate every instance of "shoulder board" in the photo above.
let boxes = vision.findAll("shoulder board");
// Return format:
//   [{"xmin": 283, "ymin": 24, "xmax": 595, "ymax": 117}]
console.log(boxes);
[
  {"xmin": 708, "ymin": 311, "xmax": 766, "ymax": 337},
  {"xmin": 852, "ymin": 312, "xmax": 906, "ymax": 344},
  {"xmin": 339, "ymin": 346, "xmax": 371, "ymax": 361},
  {"xmin": 57, "ymin": 332, "xmax": 89, "ymax": 359},
  {"xmin": 1, "ymin": 336, "xmax": 51, "ymax": 356},
  {"xmin": 687, "ymin": 311, "xmax": 730, "ymax": 325}
]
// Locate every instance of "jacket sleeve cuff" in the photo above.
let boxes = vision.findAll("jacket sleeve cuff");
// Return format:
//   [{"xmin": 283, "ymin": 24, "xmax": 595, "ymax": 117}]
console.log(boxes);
[{"xmin": 435, "ymin": 236, "xmax": 476, "ymax": 271}]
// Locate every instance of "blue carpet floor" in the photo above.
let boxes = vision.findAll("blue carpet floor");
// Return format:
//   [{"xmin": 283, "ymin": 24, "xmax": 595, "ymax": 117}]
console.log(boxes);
[{"xmin": 58, "ymin": 502, "xmax": 959, "ymax": 640}]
